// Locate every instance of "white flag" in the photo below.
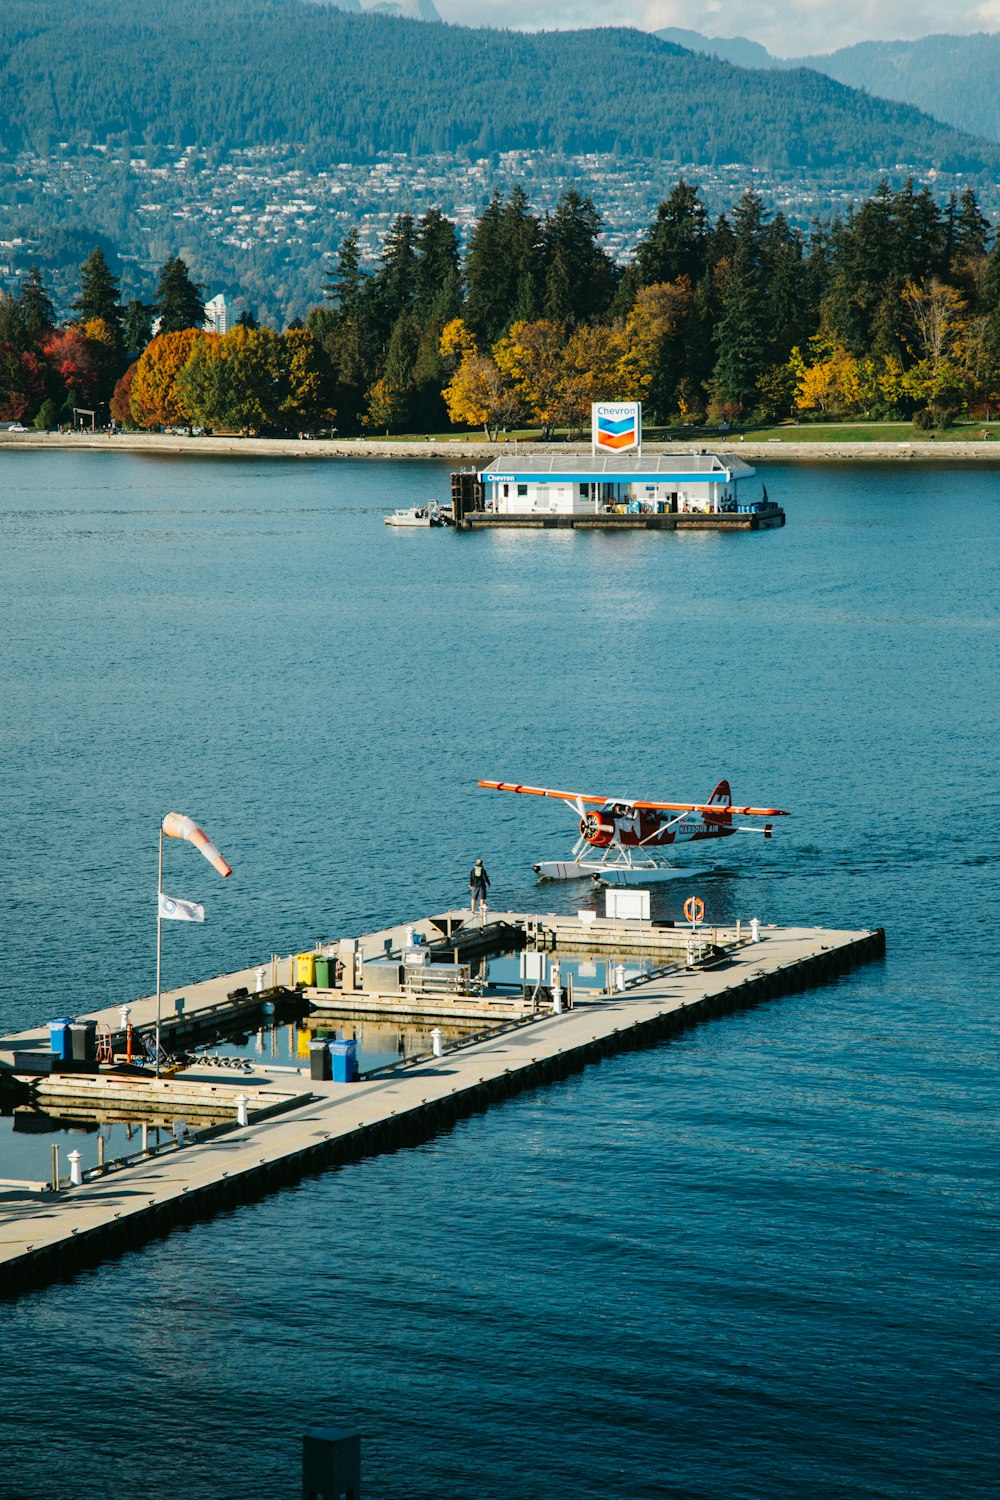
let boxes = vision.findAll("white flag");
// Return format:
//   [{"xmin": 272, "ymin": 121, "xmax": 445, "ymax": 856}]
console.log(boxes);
[{"xmin": 158, "ymin": 892, "xmax": 205, "ymax": 923}]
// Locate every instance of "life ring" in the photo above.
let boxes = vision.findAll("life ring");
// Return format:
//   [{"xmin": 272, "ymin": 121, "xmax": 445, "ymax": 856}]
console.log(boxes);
[{"xmin": 683, "ymin": 895, "xmax": 705, "ymax": 924}]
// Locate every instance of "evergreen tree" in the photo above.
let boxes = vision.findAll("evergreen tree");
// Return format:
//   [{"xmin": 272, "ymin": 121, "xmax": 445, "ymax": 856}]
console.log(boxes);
[
  {"xmin": 709, "ymin": 192, "xmax": 771, "ymax": 417},
  {"xmin": 762, "ymin": 213, "xmax": 811, "ymax": 363},
  {"xmin": 540, "ymin": 190, "xmax": 617, "ymax": 326},
  {"xmin": 634, "ymin": 180, "xmax": 709, "ymax": 290},
  {"xmin": 123, "ymin": 299, "xmax": 155, "ymax": 353},
  {"xmin": 413, "ymin": 209, "xmax": 460, "ymax": 317},
  {"xmin": 155, "ymin": 256, "xmax": 206, "ymax": 334},
  {"xmin": 543, "ymin": 249, "xmax": 572, "ymax": 325},
  {"xmin": 371, "ymin": 213, "xmax": 417, "ymax": 340},
  {"xmin": 18, "ymin": 266, "xmax": 54, "ymax": 343},
  {"xmin": 465, "ymin": 188, "xmax": 542, "ymax": 347},
  {"xmin": 946, "ymin": 188, "xmax": 993, "ymax": 303},
  {"xmin": 324, "ymin": 227, "xmax": 366, "ymax": 317},
  {"xmin": 74, "ymin": 248, "xmax": 124, "ymax": 342},
  {"xmin": 952, "ymin": 187, "xmax": 991, "ymax": 262}
]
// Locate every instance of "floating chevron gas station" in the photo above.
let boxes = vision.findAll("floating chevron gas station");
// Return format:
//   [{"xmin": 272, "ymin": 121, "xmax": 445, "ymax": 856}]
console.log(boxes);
[{"xmin": 449, "ymin": 403, "xmax": 784, "ymax": 530}]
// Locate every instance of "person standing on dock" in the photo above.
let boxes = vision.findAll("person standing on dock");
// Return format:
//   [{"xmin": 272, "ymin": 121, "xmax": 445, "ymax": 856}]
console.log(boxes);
[{"xmin": 469, "ymin": 858, "xmax": 490, "ymax": 915}]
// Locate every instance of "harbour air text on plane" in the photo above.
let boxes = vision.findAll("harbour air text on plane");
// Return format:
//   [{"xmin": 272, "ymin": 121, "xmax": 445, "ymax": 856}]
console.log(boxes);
[{"xmin": 478, "ymin": 779, "xmax": 790, "ymax": 884}]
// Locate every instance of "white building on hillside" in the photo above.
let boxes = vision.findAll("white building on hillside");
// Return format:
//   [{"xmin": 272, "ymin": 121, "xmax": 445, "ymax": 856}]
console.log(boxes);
[{"xmin": 203, "ymin": 293, "xmax": 230, "ymax": 334}]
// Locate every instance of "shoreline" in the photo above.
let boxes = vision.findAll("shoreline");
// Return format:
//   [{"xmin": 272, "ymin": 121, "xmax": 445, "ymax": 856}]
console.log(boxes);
[{"xmin": 3, "ymin": 431, "xmax": 1000, "ymax": 463}]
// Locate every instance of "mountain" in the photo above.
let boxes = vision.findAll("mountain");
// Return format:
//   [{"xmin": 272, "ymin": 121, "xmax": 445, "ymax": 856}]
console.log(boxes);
[
  {"xmin": 655, "ymin": 28, "xmax": 778, "ymax": 70},
  {"xmin": 794, "ymin": 34, "xmax": 1000, "ymax": 145},
  {"xmin": 0, "ymin": 0, "xmax": 996, "ymax": 171},
  {"xmin": 310, "ymin": 0, "xmax": 442, "ymax": 19},
  {"xmin": 659, "ymin": 26, "xmax": 1000, "ymax": 145}
]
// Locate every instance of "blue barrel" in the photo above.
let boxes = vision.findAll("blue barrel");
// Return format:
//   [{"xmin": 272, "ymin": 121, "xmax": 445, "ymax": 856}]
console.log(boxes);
[
  {"xmin": 48, "ymin": 1017, "xmax": 75, "ymax": 1059},
  {"xmin": 330, "ymin": 1038, "xmax": 357, "ymax": 1083}
]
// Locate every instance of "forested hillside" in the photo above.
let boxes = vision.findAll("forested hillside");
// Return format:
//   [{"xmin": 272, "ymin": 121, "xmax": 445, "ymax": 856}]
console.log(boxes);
[
  {"xmin": 5, "ymin": 181, "xmax": 1000, "ymax": 440},
  {"xmin": 660, "ymin": 26, "xmax": 1000, "ymax": 147},
  {"xmin": 0, "ymin": 0, "xmax": 996, "ymax": 170},
  {"xmin": 794, "ymin": 35, "xmax": 1000, "ymax": 146}
]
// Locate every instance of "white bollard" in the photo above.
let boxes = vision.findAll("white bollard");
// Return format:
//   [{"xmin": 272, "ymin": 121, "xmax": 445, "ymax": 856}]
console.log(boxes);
[
  {"xmin": 430, "ymin": 1028, "xmax": 444, "ymax": 1058},
  {"xmin": 68, "ymin": 1150, "xmax": 82, "ymax": 1186},
  {"xmin": 404, "ymin": 925, "xmax": 415, "ymax": 949},
  {"xmin": 550, "ymin": 960, "xmax": 563, "ymax": 1014},
  {"xmin": 235, "ymin": 1094, "xmax": 249, "ymax": 1127},
  {"xmin": 255, "ymin": 965, "xmax": 266, "ymax": 993},
  {"xmin": 614, "ymin": 963, "xmax": 626, "ymax": 993},
  {"xmin": 751, "ymin": 917, "xmax": 761, "ymax": 943},
  {"xmin": 119, "ymin": 1004, "xmax": 131, "ymax": 1030},
  {"xmin": 686, "ymin": 940, "xmax": 695, "ymax": 967}
]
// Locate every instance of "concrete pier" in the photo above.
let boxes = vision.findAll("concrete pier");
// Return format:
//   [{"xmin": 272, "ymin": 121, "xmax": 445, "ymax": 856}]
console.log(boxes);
[{"xmin": 0, "ymin": 914, "xmax": 884, "ymax": 1299}]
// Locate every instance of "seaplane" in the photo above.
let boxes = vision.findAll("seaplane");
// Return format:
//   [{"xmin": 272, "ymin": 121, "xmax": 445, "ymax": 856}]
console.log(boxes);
[{"xmin": 478, "ymin": 778, "xmax": 790, "ymax": 884}]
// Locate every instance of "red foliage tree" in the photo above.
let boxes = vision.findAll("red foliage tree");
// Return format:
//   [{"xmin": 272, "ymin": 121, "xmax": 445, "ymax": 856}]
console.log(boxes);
[
  {"xmin": 42, "ymin": 328, "xmax": 100, "ymax": 408},
  {"xmin": 110, "ymin": 361, "xmax": 138, "ymax": 426}
]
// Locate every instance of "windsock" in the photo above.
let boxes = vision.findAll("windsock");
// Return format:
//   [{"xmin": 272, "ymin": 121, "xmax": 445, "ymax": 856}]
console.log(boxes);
[{"xmin": 162, "ymin": 812, "xmax": 232, "ymax": 877}]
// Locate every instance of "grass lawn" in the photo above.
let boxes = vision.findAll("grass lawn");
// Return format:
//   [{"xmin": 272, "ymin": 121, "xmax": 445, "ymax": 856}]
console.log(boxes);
[{"xmin": 357, "ymin": 421, "xmax": 1000, "ymax": 445}]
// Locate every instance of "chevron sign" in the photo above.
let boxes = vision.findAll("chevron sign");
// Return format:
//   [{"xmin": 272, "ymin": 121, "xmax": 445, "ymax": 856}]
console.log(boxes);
[{"xmin": 592, "ymin": 402, "xmax": 641, "ymax": 454}]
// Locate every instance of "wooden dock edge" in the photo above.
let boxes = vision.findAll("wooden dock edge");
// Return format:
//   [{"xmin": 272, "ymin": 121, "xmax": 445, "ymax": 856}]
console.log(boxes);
[{"xmin": 0, "ymin": 928, "xmax": 884, "ymax": 1301}]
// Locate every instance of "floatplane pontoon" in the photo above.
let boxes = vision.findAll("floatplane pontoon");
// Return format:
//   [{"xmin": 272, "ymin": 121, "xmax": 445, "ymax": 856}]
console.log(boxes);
[{"xmin": 478, "ymin": 779, "xmax": 790, "ymax": 883}]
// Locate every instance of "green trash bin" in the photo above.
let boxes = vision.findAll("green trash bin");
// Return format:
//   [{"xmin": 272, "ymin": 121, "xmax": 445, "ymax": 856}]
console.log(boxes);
[{"xmin": 314, "ymin": 954, "xmax": 332, "ymax": 988}]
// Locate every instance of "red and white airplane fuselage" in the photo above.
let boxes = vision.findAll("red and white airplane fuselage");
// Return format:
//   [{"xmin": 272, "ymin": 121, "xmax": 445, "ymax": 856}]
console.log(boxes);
[{"xmin": 478, "ymin": 778, "xmax": 789, "ymax": 882}]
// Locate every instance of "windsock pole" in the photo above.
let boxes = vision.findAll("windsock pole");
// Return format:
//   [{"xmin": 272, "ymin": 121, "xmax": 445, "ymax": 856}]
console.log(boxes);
[
  {"xmin": 155, "ymin": 825, "xmax": 164, "ymax": 1077},
  {"xmin": 155, "ymin": 812, "xmax": 232, "ymax": 1077}
]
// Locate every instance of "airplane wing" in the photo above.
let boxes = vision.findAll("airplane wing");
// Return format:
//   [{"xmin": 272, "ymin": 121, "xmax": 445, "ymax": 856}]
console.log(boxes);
[
  {"xmin": 478, "ymin": 780, "xmax": 609, "ymax": 806},
  {"xmin": 477, "ymin": 780, "xmax": 789, "ymax": 817}
]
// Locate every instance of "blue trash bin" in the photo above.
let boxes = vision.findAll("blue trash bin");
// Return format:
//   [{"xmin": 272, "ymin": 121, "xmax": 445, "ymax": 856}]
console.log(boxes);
[
  {"xmin": 330, "ymin": 1038, "xmax": 357, "ymax": 1083},
  {"xmin": 48, "ymin": 1017, "xmax": 75, "ymax": 1060}
]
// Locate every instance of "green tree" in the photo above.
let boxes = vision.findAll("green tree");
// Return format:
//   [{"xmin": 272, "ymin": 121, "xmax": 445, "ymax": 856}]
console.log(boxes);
[
  {"xmin": 709, "ymin": 192, "xmax": 772, "ymax": 418},
  {"xmin": 540, "ymin": 190, "xmax": 617, "ymax": 326},
  {"xmin": 280, "ymin": 328, "xmax": 336, "ymax": 431},
  {"xmin": 413, "ymin": 208, "xmax": 460, "ymax": 318},
  {"xmin": 370, "ymin": 213, "xmax": 417, "ymax": 342},
  {"xmin": 363, "ymin": 309, "xmax": 420, "ymax": 431},
  {"xmin": 74, "ymin": 248, "xmax": 124, "ymax": 345},
  {"xmin": 33, "ymin": 397, "xmax": 58, "ymax": 431},
  {"xmin": 155, "ymin": 256, "xmax": 205, "ymax": 334},
  {"xmin": 465, "ymin": 187, "xmax": 542, "ymax": 347},
  {"xmin": 123, "ymin": 299, "xmax": 155, "ymax": 353},
  {"xmin": 633, "ymin": 180, "xmax": 709, "ymax": 290},
  {"xmin": 324, "ymin": 227, "xmax": 366, "ymax": 317},
  {"xmin": 18, "ymin": 266, "xmax": 55, "ymax": 343}
]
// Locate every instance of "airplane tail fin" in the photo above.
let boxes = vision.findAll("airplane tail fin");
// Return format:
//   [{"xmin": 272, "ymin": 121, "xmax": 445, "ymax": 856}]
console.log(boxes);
[{"xmin": 708, "ymin": 779, "xmax": 732, "ymax": 806}]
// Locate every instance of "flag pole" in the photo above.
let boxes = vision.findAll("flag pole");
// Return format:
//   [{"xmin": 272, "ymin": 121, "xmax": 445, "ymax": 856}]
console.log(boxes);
[{"xmin": 155, "ymin": 823, "xmax": 163, "ymax": 1078}]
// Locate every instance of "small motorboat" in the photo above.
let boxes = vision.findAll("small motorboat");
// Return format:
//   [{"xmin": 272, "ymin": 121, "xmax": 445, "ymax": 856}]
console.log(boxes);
[{"xmin": 384, "ymin": 500, "xmax": 452, "ymax": 528}]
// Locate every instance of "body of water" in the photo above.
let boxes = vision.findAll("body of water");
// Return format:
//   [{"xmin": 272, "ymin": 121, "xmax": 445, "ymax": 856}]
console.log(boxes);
[{"xmin": 1, "ymin": 450, "xmax": 997, "ymax": 1498}]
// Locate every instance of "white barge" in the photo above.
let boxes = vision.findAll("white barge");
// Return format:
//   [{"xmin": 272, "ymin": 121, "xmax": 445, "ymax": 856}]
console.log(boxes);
[{"xmin": 451, "ymin": 451, "xmax": 783, "ymax": 530}]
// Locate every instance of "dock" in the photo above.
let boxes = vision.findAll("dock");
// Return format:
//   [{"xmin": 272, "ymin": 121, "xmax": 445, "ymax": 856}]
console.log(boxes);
[
  {"xmin": 453, "ymin": 509, "xmax": 785, "ymax": 531},
  {"xmin": 0, "ymin": 911, "xmax": 884, "ymax": 1299}
]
